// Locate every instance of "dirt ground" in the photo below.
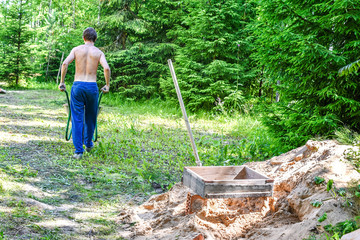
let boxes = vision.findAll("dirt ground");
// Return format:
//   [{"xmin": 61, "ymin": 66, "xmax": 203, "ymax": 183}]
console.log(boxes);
[{"xmin": 117, "ymin": 140, "xmax": 360, "ymax": 240}]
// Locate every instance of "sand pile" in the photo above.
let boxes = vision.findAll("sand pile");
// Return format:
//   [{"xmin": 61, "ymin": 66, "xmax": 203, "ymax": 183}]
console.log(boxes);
[{"xmin": 117, "ymin": 140, "xmax": 360, "ymax": 239}]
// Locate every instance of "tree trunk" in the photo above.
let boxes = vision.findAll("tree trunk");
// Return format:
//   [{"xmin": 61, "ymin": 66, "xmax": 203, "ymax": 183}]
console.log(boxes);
[
  {"xmin": 3, "ymin": 1, "xmax": 8, "ymax": 60},
  {"xmin": 46, "ymin": 48, "xmax": 51, "ymax": 80},
  {"xmin": 97, "ymin": 0, "xmax": 101, "ymax": 25},
  {"xmin": 48, "ymin": 0, "xmax": 52, "ymax": 14},
  {"xmin": 122, "ymin": 32, "xmax": 127, "ymax": 50},
  {"xmin": 46, "ymin": 0, "xmax": 53, "ymax": 80},
  {"xmin": 37, "ymin": 2, "xmax": 41, "ymax": 27},
  {"xmin": 61, "ymin": 6, "xmax": 64, "ymax": 27},
  {"xmin": 276, "ymin": 80, "xmax": 280, "ymax": 102},
  {"xmin": 16, "ymin": 0, "xmax": 24, "ymax": 86},
  {"xmin": 259, "ymin": 79, "xmax": 262, "ymax": 97},
  {"xmin": 72, "ymin": 0, "xmax": 76, "ymax": 29},
  {"xmin": 56, "ymin": 52, "xmax": 64, "ymax": 84}
]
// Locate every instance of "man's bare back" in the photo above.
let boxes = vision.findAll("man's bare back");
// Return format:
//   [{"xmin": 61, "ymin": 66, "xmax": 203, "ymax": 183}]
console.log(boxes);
[
  {"xmin": 73, "ymin": 44, "xmax": 102, "ymax": 82},
  {"xmin": 58, "ymin": 40, "xmax": 110, "ymax": 92}
]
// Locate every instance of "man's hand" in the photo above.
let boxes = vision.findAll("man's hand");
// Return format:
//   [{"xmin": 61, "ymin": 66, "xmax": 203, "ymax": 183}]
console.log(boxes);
[
  {"xmin": 101, "ymin": 85, "xmax": 110, "ymax": 93},
  {"xmin": 58, "ymin": 83, "xmax": 66, "ymax": 92}
]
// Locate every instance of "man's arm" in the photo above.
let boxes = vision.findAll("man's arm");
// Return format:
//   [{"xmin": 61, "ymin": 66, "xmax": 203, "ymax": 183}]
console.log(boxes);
[
  {"xmin": 99, "ymin": 52, "xmax": 111, "ymax": 93},
  {"xmin": 58, "ymin": 49, "xmax": 75, "ymax": 91}
]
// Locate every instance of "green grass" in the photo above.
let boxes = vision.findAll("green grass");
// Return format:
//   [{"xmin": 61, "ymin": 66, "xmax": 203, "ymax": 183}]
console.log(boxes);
[
  {"xmin": 0, "ymin": 84, "xmax": 289, "ymax": 238},
  {"xmin": 81, "ymin": 99, "xmax": 286, "ymax": 191},
  {"xmin": 334, "ymin": 127, "xmax": 360, "ymax": 145},
  {"xmin": 0, "ymin": 79, "xmax": 58, "ymax": 90},
  {"xmin": 1, "ymin": 82, "xmax": 288, "ymax": 192}
]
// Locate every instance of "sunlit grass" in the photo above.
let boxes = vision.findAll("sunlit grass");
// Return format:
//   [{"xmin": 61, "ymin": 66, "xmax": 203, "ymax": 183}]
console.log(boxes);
[
  {"xmin": 78, "ymin": 91, "xmax": 287, "ymax": 191},
  {"xmin": 0, "ymin": 87, "xmax": 288, "ymax": 239}
]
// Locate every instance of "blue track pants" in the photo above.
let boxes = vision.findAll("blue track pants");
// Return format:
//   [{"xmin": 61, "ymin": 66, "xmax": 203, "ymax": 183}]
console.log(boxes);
[{"xmin": 70, "ymin": 81, "xmax": 99, "ymax": 154}]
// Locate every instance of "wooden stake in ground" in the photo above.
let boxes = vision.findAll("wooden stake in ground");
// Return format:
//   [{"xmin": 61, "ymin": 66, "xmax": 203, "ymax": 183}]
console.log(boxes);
[
  {"xmin": 168, "ymin": 59, "xmax": 202, "ymax": 167},
  {"xmin": 56, "ymin": 52, "xmax": 64, "ymax": 84}
]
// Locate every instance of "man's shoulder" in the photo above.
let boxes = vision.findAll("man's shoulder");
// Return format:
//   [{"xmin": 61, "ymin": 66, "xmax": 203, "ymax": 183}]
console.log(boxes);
[
  {"xmin": 71, "ymin": 45, "xmax": 83, "ymax": 52},
  {"xmin": 74, "ymin": 45, "xmax": 83, "ymax": 50},
  {"xmin": 72, "ymin": 45, "xmax": 103, "ymax": 56},
  {"xmin": 92, "ymin": 46, "xmax": 103, "ymax": 54},
  {"xmin": 93, "ymin": 47, "xmax": 105, "ymax": 58}
]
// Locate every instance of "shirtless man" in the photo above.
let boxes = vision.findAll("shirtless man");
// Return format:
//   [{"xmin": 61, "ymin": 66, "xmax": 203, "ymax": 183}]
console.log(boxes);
[{"xmin": 58, "ymin": 27, "xmax": 110, "ymax": 159}]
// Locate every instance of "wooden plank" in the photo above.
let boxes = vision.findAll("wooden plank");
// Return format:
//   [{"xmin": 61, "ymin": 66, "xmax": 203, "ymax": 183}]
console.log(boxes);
[
  {"xmin": 184, "ymin": 167, "xmax": 205, "ymax": 180},
  {"xmin": 187, "ymin": 166, "xmax": 243, "ymax": 176},
  {"xmin": 204, "ymin": 183, "xmax": 272, "ymax": 194},
  {"xmin": 205, "ymin": 191, "xmax": 273, "ymax": 198},
  {"xmin": 203, "ymin": 179, "xmax": 267, "ymax": 185},
  {"xmin": 187, "ymin": 166, "xmax": 243, "ymax": 181},
  {"xmin": 187, "ymin": 166, "xmax": 269, "ymax": 181},
  {"xmin": 183, "ymin": 168, "xmax": 204, "ymax": 196},
  {"xmin": 238, "ymin": 166, "xmax": 269, "ymax": 180}
]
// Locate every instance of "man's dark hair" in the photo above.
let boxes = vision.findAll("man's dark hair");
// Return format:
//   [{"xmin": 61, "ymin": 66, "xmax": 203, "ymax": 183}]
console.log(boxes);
[{"xmin": 83, "ymin": 27, "xmax": 97, "ymax": 42}]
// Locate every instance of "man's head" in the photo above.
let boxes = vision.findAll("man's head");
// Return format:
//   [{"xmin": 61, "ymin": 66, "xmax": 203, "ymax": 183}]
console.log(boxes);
[{"xmin": 83, "ymin": 27, "xmax": 97, "ymax": 42}]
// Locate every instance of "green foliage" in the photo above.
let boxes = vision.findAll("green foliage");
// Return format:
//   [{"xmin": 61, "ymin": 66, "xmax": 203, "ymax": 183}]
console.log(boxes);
[
  {"xmin": 327, "ymin": 180, "xmax": 334, "ymax": 192},
  {"xmin": 355, "ymin": 185, "xmax": 360, "ymax": 198},
  {"xmin": 303, "ymin": 216, "xmax": 359, "ymax": 240},
  {"xmin": 311, "ymin": 200, "xmax": 323, "ymax": 208},
  {"xmin": 259, "ymin": 102, "xmax": 339, "ymax": 147},
  {"xmin": 344, "ymin": 148, "xmax": 360, "ymax": 173},
  {"xmin": 99, "ymin": 0, "xmax": 146, "ymax": 50},
  {"xmin": 0, "ymin": 0, "xmax": 33, "ymax": 85},
  {"xmin": 327, "ymin": 179, "xmax": 334, "ymax": 192},
  {"xmin": 318, "ymin": 213, "xmax": 327, "ymax": 223},
  {"xmin": 339, "ymin": 59, "xmax": 360, "ymax": 77},
  {"xmin": 163, "ymin": 0, "xmax": 257, "ymax": 111},
  {"xmin": 335, "ymin": 127, "xmax": 360, "ymax": 145},
  {"xmin": 138, "ymin": 0, "xmax": 182, "ymax": 42},
  {"xmin": 0, "ymin": 0, "xmax": 101, "ymax": 84},
  {"xmin": 54, "ymin": 90, "xmax": 284, "ymax": 188},
  {"xmin": 0, "ymin": 182, "xmax": 4, "ymax": 194},
  {"xmin": 104, "ymin": 43, "xmax": 176, "ymax": 100},
  {"xmin": 253, "ymin": 0, "xmax": 360, "ymax": 146},
  {"xmin": 338, "ymin": 188, "xmax": 347, "ymax": 197},
  {"xmin": 314, "ymin": 176, "xmax": 325, "ymax": 185},
  {"xmin": 1, "ymin": 0, "xmax": 360, "ymax": 153},
  {"xmin": 324, "ymin": 218, "xmax": 359, "ymax": 238},
  {"xmin": 313, "ymin": 177, "xmax": 360, "ymax": 210},
  {"xmin": 31, "ymin": 0, "xmax": 99, "ymax": 82}
]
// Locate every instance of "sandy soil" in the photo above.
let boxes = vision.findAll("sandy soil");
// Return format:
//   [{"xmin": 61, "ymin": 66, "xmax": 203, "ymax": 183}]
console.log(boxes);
[{"xmin": 117, "ymin": 140, "xmax": 360, "ymax": 240}]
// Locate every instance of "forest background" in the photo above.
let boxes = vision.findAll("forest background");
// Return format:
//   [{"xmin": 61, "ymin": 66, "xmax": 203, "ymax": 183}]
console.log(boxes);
[{"xmin": 1, "ymin": 0, "xmax": 360, "ymax": 151}]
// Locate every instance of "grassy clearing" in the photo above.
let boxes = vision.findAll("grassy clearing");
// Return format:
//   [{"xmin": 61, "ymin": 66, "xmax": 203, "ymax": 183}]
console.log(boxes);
[
  {"xmin": 0, "ymin": 83, "xmax": 286, "ymax": 239},
  {"xmin": 87, "ymin": 91, "xmax": 286, "ymax": 190}
]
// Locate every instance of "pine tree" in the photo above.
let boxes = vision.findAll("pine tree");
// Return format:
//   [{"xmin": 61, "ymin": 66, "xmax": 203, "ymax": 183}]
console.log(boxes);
[
  {"xmin": 0, "ymin": 0, "xmax": 32, "ymax": 85},
  {"xmin": 252, "ymin": 0, "xmax": 360, "ymax": 145},
  {"xmin": 99, "ymin": 0, "xmax": 145, "ymax": 50},
  {"xmin": 163, "ymin": 0, "xmax": 257, "ymax": 111},
  {"xmin": 96, "ymin": 0, "xmax": 177, "ymax": 99}
]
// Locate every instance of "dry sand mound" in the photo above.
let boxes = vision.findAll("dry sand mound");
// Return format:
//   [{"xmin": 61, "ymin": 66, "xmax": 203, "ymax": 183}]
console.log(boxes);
[{"xmin": 117, "ymin": 140, "xmax": 360, "ymax": 239}]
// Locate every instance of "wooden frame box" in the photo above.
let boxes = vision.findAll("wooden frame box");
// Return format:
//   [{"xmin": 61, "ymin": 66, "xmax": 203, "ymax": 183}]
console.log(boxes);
[{"xmin": 182, "ymin": 166, "xmax": 274, "ymax": 198}]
